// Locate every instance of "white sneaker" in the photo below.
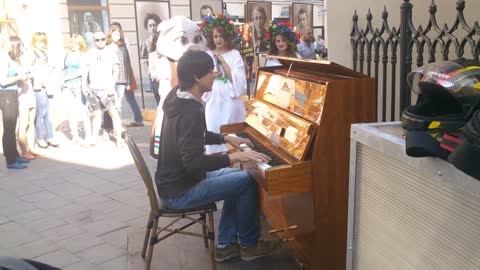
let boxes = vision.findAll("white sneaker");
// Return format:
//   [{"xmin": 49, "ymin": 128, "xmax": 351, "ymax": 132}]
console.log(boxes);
[
  {"xmin": 37, "ymin": 139, "xmax": 48, "ymax": 148},
  {"xmin": 46, "ymin": 138, "xmax": 60, "ymax": 147}
]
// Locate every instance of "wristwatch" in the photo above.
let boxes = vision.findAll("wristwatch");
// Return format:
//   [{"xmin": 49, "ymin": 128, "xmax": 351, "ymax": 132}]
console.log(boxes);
[{"xmin": 220, "ymin": 134, "xmax": 226, "ymax": 143}]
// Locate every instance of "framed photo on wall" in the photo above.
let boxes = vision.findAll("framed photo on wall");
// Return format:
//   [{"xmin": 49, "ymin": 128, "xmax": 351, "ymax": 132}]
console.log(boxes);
[
  {"xmin": 245, "ymin": 1, "xmax": 272, "ymax": 53},
  {"xmin": 134, "ymin": 0, "xmax": 170, "ymax": 101},
  {"xmin": 313, "ymin": 26, "xmax": 324, "ymax": 41},
  {"xmin": 67, "ymin": 10, "xmax": 109, "ymax": 50},
  {"xmin": 134, "ymin": 0, "xmax": 170, "ymax": 60},
  {"xmin": 190, "ymin": 0, "xmax": 223, "ymax": 21},
  {"xmin": 292, "ymin": 3, "xmax": 313, "ymax": 32}
]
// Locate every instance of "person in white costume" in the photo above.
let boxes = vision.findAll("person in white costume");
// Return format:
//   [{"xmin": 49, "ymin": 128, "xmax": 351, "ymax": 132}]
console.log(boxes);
[
  {"xmin": 149, "ymin": 16, "xmax": 207, "ymax": 158},
  {"xmin": 200, "ymin": 14, "xmax": 247, "ymax": 154}
]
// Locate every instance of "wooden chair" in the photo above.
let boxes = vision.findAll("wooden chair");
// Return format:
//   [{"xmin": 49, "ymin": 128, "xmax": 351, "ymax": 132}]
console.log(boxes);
[{"xmin": 125, "ymin": 134, "xmax": 217, "ymax": 270}]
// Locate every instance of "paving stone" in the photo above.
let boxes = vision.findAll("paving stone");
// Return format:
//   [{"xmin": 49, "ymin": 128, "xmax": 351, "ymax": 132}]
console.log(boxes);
[
  {"xmin": 0, "ymin": 200, "xmax": 37, "ymax": 216},
  {"xmin": 0, "ymin": 216, "xmax": 9, "ymax": 225},
  {"xmin": 40, "ymin": 223, "xmax": 87, "ymax": 242},
  {"xmin": 10, "ymin": 238, "xmax": 61, "ymax": 259},
  {"xmin": 19, "ymin": 191, "xmax": 58, "ymax": 203},
  {"xmin": 99, "ymin": 255, "xmax": 127, "ymax": 270},
  {"xmin": 82, "ymin": 219, "xmax": 129, "ymax": 237},
  {"xmin": 47, "ymin": 203, "xmax": 90, "ymax": 218},
  {"xmin": 99, "ymin": 227, "xmax": 135, "ymax": 250},
  {"xmin": 0, "ymin": 222, "xmax": 40, "ymax": 248},
  {"xmin": 45, "ymin": 182, "xmax": 93, "ymax": 199},
  {"xmin": 31, "ymin": 196, "xmax": 71, "ymax": 210},
  {"xmin": 9, "ymin": 209, "xmax": 49, "ymax": 224},
  {"xmin": 63, "ymin": 260, "xmax": 103, "ymax": 270},
  {"xmin": 57, "ymin": 235, "xmax": 105, "ymax": 253},
  {"xmin": 34, "ymin": 250, "xmax": 83, "ymax": 268},
  {"xmin": 92, "ymin": 182, "xmax": 127, "ymax": 195},
  {"xmin": 25, "ymin": 217, "xmax": 68, "ymax": 232},
  {"xmin": 76, "ymin": 243, "xmax": 126, "ymax": 265}
]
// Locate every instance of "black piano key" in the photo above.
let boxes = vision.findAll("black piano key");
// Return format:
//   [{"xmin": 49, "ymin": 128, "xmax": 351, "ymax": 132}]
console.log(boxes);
[{"xmin": 235, "ymin": 132, "xmax": 286, "ymax": 166}]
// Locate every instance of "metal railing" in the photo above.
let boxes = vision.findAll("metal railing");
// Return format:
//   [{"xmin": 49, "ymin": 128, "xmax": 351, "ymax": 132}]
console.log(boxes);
[{"xmin": 351, "ymin": 0, "xmax": 480, "ymax": 122}]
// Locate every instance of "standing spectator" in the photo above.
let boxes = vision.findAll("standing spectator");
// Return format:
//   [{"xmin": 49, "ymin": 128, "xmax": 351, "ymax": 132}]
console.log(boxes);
[
  {"xmin": 140, "ymin": 13, "xmax": 161, "ymax": 93},
  {"xmin": 0, "ymin": 33, "xmax": 31, "ymax": 169},
  {"xmin": 200, "ymin": 14, "xmax": 247, "ymax": 154},
  {"xmin": 31, "ymin": 32, "xmax": 59, "ymax": 148},
  {"xmin": 63, "ymin": 34, "xmax": 92, "ymax": 144},
  {"xmin": 297, "ymin": 26, "xmax": 316, "ymax": 60},
  {"xmin": 10, "ymin": 36, "xmax": 38, "ymax": 159},
  {"xmin": 266, "ymin": 20, "xmax": 300, "ymax": 67},
  {"xmin": 83, "ymin": 30, "xmax": 124, "ymax": 147},
  {"xmin": 107, "ymin": 23, "xmax": 143, "ymax": 127}
]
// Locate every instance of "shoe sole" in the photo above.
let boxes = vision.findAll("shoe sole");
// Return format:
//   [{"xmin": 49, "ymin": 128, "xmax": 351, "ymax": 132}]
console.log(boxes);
[
  {"xmin": 215, "ymin": 253, "xmax": 240, "ymax": 263},
  {"xmin": 240, "ymin": 241, "xmax": 284, "ymax": 262}
]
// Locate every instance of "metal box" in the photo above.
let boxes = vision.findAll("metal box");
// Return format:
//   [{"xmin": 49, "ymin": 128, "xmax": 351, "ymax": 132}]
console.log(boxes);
[{"xmin": 347, "ymin": 122, "xmax": 480, "ymax": 270}]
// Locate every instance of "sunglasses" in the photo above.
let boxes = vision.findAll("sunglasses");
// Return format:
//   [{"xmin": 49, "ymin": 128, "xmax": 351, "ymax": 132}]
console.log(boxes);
[{"xmin": 94, "ymin": 38, "xmax": 106, "ymax": 42}]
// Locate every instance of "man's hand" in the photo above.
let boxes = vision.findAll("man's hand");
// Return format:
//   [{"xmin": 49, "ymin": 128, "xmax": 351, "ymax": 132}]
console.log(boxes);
[
  {"xmin": 224, "ymin": 135, "xmax": 253, "ymax": 149},
  {"xmin": 228, "ymin": 150, "xmax": 271, "ymax": 164}
]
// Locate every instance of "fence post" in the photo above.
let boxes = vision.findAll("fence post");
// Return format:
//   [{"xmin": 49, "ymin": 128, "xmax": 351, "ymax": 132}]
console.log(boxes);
[{"xmin": 399, "ymin": 0, "xmax": 413, "ymax": 115}]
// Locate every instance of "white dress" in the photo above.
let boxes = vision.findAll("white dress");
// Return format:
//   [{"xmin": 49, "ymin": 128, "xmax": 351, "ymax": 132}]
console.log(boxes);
[{"xmin": 203, "ymin": 49, "xmax": 247, "ymax": 154}]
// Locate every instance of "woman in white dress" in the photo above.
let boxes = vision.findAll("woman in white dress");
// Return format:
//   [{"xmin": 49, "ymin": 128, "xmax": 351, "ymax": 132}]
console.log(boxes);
[
  {"xmin": 201, "ymin": 14, "xmax": 247, "ymax": 154},
  {"xmin": 265, "ymin": 20, "xmax": 301, "ymax": 67}
]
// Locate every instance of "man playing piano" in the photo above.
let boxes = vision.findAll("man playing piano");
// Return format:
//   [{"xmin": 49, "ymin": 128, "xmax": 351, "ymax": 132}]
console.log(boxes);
[{"xmin": 155, "ymin": 50, "xmax": 283, "ymax": 262}]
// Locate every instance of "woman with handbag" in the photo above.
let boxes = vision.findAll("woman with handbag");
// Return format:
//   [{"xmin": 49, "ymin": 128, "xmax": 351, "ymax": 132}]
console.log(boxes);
[{"xmin": 107, "ymin": 23, "xmax": 143, "ymax": 127}]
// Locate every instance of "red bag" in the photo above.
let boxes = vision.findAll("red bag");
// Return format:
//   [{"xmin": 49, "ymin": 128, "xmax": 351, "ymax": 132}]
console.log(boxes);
[{"xmin": 129, "ymin": 66, "xmax": 137, "ymax": 91}]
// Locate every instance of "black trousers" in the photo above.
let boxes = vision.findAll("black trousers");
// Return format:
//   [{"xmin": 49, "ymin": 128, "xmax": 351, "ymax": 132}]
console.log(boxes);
[{"xmin": 0, "ymin": 90, "xmax": 19, "ymax": 164}]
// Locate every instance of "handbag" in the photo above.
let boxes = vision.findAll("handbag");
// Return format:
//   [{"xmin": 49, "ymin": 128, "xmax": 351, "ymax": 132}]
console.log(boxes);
[{"xmin": 128, "ymin": 66, "xmax": 137, "ymax": 91}]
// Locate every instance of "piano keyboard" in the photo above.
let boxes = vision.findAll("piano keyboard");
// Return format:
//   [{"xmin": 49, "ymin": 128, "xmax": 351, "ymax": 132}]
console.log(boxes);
[{"xmin": 235, "ymin": 132, "xmax": 286, "ymax": 167}]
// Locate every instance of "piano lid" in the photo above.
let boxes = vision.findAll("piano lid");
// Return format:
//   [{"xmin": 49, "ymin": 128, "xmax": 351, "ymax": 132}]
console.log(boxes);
[
  {"xmin": 245, "ymin": 99, "xmax": 316, "ymax": 161},
  {"xmin": 255, "ymin": 70, "xmax": 327, "ymax": 124},
  {"xmin": 260, "ymin": 55, "xmax": 368, "ymax": 78}
]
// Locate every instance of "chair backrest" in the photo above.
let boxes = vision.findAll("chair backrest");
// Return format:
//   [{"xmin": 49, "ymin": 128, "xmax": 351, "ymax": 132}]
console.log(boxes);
[{"xmin": 125, "ymin": 134, "xmax": 160, "ymax": 213}]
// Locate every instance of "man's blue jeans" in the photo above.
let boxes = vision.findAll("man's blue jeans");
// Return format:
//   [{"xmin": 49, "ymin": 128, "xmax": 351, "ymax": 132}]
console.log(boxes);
[{"xmin": 161, "ymin": 168, "xmax": 260, "ymax": 247}]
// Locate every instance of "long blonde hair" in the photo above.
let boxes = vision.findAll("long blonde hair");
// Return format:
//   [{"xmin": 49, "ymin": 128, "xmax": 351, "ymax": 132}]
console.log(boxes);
[
  {"xmin": 70, "ymin": 34, "xmax": 87, "ymax": 52},
  {"xmin": 31, "ymin": 32, "xmax": 48, "ymax": 51}
]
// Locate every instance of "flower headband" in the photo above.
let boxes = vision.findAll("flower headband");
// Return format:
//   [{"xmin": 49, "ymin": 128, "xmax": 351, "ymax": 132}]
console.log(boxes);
[
  {"xmin": 265, "ymin": 19, "xmax": 300, "ymax": 49},
  {"xmin": 200, "ymin": 13, "xmax": 236, "ymax": 37}
]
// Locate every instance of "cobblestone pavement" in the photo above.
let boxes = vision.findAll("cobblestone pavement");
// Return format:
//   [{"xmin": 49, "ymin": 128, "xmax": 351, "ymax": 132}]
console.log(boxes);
[{"xmin": 0, "ymin": 91, "xmax": 158, "ymax": 270}]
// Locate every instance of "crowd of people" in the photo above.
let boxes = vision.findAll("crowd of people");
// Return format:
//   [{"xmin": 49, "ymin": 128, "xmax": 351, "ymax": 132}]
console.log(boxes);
[{"xmin": 0, "ymin": 22, "xmax": 144, "ymax": 170}]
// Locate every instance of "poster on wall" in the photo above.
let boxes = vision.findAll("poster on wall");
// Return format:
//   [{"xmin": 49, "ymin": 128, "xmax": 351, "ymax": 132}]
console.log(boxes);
[
  {"xmin": 245, "ymin": 1, "xmax": 272, "ymax": 53},
  {"xmin": 292, "ymin": 3, "xmax": 313, "ymax": 32},
  {"xmin": 134, "ymin": 1, "xmax": 170, "ymax": 60},
  {"xmin": 68, "ymin": 10, "xmax": 109, "ymax": 50},
  {"xmin": 134, "ymin": 0, "xmax": 170, "ymax": 96},
  {"xmin": 190, "ymin": 0, "xmax": 223, "ymax": 21}
]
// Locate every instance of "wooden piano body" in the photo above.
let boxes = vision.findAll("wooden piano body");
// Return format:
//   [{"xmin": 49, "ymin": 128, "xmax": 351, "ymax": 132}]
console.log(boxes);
[{"xmin": 220, "ymin": 57, "xmax": 375, "ymax": 270}]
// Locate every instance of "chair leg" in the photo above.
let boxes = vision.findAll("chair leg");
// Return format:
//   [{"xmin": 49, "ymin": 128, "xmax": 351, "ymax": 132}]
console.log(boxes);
[
  {"xmin": 200, "ymin": 213, "xmax": 209, "ymax": 248},
  {"xmin": 207, "ymin": 212, "xmax": 217, "ymax": 270},
  {"xmin": 145, "ymin": 218, "xmax": 158, "ymax": 270},
  {"xmin": 142, "ymin": 214, "xmax": 153, "ymax": 258}
]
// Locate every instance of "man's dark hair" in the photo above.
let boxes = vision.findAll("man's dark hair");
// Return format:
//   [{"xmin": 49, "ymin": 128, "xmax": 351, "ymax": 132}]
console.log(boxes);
[
  {"xmin": 200, "ymin": 4, "xmax": 213, "ymax": 14},
  {"xmin": 144, "ymin": 13, "xmax": 161, "ymax": 29},
  {"xmin": 177, "ymin": 50, "xmax": 214, "ymax": 91}
]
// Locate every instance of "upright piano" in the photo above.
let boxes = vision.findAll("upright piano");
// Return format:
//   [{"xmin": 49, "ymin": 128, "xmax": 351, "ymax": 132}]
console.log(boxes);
[{"xmin": 220, "ymin": 57, "xmax": 376, "ymax": 270}]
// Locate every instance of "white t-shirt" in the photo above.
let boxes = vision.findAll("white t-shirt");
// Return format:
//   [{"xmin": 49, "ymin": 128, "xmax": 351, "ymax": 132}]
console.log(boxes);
[{"xmin": 85, "ymin": 46, "xmax": 119, "ymax": 90}]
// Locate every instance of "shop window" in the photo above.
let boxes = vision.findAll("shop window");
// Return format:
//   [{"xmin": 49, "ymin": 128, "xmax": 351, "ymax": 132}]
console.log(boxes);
[{"xmin": 67, "ymin": 0, "xmax": 109, "ymax": 49}]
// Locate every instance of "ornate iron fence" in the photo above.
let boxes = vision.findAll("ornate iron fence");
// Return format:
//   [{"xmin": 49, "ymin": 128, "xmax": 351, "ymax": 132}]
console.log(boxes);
[{"xmin": 351, "ymin": 0, "xmax": 480, "ymax": 122}]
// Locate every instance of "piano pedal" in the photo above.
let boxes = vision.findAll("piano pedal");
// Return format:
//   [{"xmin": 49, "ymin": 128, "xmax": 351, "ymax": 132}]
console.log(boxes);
[
  {"xmin": 269, "ymin": 225, "xmax": 298, "ymax": 242},
  {"xmin": 268, "ymin": 225, "xmax": 298, "ymax": 234}
]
